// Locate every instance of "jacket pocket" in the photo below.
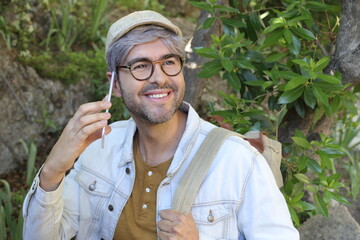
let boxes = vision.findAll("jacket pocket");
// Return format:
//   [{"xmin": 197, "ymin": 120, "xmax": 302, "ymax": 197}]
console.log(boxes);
[
  {"xmin": 191, "ymin": 202, "xmax": 238, "ymax": 240},
  {"xmin": 75, "ymin": 168, "xmax": 114, "ymax": 221}
]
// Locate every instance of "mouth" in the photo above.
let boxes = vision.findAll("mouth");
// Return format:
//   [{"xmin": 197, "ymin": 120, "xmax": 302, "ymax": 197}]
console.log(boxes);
[{"xmin": 146, "ymin": 92, "xmax": 170, "ymax": 99}]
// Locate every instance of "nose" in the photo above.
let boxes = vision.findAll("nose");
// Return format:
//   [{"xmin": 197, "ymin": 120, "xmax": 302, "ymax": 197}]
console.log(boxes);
[{"xmin": 148, "ymin": 62, "xmax": 168, "ymax": 86}]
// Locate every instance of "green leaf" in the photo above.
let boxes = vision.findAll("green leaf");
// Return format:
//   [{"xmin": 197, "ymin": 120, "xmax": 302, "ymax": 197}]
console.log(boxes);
[
  {"xmin": 291, "ymin": 27, "xmax": 316, "ymax": 40},
  {"xmin": 324, "ymin": 189, "xmax": 332, "ymax": 203},
  {"xmin": 305, "ymin": 184, "xmax": 317, "ymax": 193},
  {"xmin": 313, "ymin": 80, "xmax": 343, "ymax": 92},
  {"xmin": 197, "ymin": 60, "xmax": 222, "ymax": 78},
  {"xmin": 294, "ymin": 173, "xmax": 310, "ymax": 184},
  {"xmin": 314, "ymin": 57, "xmax": 330, "ymax": 72},
  {"xmin": 295, "ymin": 101, "xmax": 305, "ymax": 118},
  {"xmin": 308, "ymin": 159, "xmax": 322, "ymax": 173},
  {"xmin": 221, "ymin": 58, "xmax": 234, "ymax": 72},
  {"xmin": 330, "ymin": 192, "xmax": 350, "ymax": 205},
  {"xmin": 213, "ymin": 5, "xmax": 239, "ymax": 13},
  {"xmin": 292, "ymin": 59, "xmax": 309, "ymax": 68},
  {"xmin": 330, "ymin": 95, "xmax": 341, "ymax": 114},
  {"xmin": 223, "ymin": 71, "xmax": 241, "ymax": 91},
  {"xmin": 298, "ymin": 156, "xmax": 308, "ymax": 171},
  {"xmin": 353, "ymin": 82, "xmax": 360, "ymax": 93},
  {"xmin": 312, "ymin": 85, "xmax": 329, "ymax": 106},
  {"xmin": 263, "ymin": 23, "xmax": 285, "ymax": 34},
  {"xmin": 202, "ymin": 17, "xmax": 216, "ymax": 29},
  {"xmin": 285, "ymin": 76, "xmax": 308, "ymax": 91},
  {"xmin": 292, "ymin": 136, "xmax": 311, "ymax": 149},
  {"xmin": 289, "ymin": 35, "xmax": 301, "ymax": 56},
  {"xmin": 317, "ymin": 150, "xmax": 333, "ymax": 170},
  {"xmin": 288, "ymin": 15, "xmax": 313, "ymax": 24},
  {"xmin": 300, "ymin": 201, "xmax": 316, "ymax": 211},
  {"xmin": 305, "ymin": 1, "xmax": 339, "ymax": 12},
  {"xmin": 278, "ymin": 86, "xmax": 304, "ymax": 104},
  {"xmin": 195, "ymin": 47, "xmax": 220, "ymax": 59},
  {"xmin": 244, "ymin": 80, "xmax": 265, "ymax": 87},
  {"xmin": 189, "ymin": 1, "xmax": 213, "ymax": 12},
  {"xmin": 246, "ymin": 51, "xmax": 264, "ymax": 62},
  {"xmin": 317, "ymin": 74, "xmax": 341, "ymax": 84},
  {"xmin": 249, "ymin": 13, "xmax": 261, "ymax": 31},
  {"xmin": 278, "ymin": 71, "xmax": 301, "ymax": 80},
  {"xmin": 288, "ymin": 204, "xmax": 300, "ymax": 226},
  {"xmin": 263, "ymin": 29, "xmax": 284, "ymax": 46},
  {"xmin": 304, "ymin": 87, "xmax": 316, "ymax": 109},
  {"xmin": 284, "ymin": 28, "xmax": 293, "ymax": 43},
  {"xmin": 220, "ymin": 17, "xmax": 246, "ymax": 28},
  {"xmin": 314, "ymin": 192, "xmax": 328, "ymax": 217},
  {"xmin": 265, "ymin": 52, "xmax": 288, "ymax": 62},
  {"xmin": 291, "ymin": 192, "xmax": 305, "ymax": 203}
]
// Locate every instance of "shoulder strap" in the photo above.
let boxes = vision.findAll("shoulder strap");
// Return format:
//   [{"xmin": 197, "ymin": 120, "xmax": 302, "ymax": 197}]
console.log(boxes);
[
  {"xmin": 172, "ymin": 127, "xmax": 283, "ymax": 214},
  {"xmin": 172, "ymin": 127, "xmax": 237, "ymax": 214}
]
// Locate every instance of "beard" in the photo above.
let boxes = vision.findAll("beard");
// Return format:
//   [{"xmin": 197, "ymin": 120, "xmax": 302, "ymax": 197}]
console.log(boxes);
[{"xmin": 119, "ymin": 81, "xmax": 185, "ymax": 124}]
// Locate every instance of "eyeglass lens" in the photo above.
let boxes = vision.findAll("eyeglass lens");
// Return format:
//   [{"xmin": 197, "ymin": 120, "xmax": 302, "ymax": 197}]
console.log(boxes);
[{"xmin": 129, "ymin": 55, "xmax": 182, "ymax": 80}]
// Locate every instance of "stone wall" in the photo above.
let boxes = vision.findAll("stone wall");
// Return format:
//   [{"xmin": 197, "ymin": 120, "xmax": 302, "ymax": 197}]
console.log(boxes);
[{"xmin": 0, "ymin": 41, "xmax": 91, "ymax": 175}]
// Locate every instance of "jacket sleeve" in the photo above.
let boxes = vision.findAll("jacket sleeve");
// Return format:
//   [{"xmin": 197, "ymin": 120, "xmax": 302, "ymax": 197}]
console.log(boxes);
[
  {"xmin": 22, "ymin": 161, "xmax": 81, "ymax": 240},
  {"xmin": 237, "ymin": 152, "xmax": 300, "ymax": 240}
]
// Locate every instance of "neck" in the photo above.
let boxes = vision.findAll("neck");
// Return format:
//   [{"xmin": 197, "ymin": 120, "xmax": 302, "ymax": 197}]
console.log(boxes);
[{"xmin": 133, "ymin": 110, "xmax": 187, "ymax": 166}]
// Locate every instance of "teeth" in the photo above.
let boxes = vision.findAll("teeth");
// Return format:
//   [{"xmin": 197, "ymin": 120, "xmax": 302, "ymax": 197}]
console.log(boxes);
[{"xmin": 148, "ymin": 93, "xmax": 168, "ymax": 99}]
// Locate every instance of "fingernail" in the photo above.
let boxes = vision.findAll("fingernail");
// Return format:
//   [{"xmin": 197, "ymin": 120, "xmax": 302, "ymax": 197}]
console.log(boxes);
[
  {"xmin": 100, "ymin": 120, "xmax": 107, "ymax": 125},
  {"xmin": 102, "ymin": 95, "xmax": 109, "ymax": 101},
  {"xmin": 104, "ymin": 101, "xmax": 111, "ymax": 107}
]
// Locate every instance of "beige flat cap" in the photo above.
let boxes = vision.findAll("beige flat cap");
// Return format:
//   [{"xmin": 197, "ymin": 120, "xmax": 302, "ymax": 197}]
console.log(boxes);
[{"xmin": 105, "ymin": 10, "xmax": 182, "ymax": 55}]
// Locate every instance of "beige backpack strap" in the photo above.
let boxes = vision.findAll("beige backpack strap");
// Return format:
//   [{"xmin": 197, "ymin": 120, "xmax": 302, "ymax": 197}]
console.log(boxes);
[
  {"xmin": 172, "ymin": 127, "xmax": 283, "ymax": 214},
  {"xmin": 172, "ymin": 127, "xmax": 237, "ymax": 214}
]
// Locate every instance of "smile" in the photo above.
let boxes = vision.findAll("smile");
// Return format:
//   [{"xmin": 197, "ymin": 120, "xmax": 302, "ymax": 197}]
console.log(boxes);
[{"xmin": 147, "ymin": 93, "xmax": 169, "ymax": 99}]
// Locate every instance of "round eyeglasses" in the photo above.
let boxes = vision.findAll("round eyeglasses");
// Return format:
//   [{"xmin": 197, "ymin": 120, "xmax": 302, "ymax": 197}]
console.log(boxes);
[{"xmin": 117, "ymin": 54, "xmax": 184, "ymax": 81}]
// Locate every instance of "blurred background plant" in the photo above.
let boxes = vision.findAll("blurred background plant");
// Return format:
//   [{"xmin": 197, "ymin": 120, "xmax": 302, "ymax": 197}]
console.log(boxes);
[{"xmin": 190, "ymin": 0, "xmax": 358, "ymax": 226}]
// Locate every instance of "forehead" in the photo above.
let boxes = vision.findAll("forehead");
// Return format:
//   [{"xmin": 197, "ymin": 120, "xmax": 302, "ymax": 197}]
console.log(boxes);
[{"xmin": 125, "ymin": 38, "xmax": 173, "ymax": 62}]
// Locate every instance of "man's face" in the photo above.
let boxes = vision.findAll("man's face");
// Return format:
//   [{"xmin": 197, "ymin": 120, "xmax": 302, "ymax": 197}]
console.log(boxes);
[{"xmin": 115, "ymin": 38, "xmax": 185, "ymax": 124}]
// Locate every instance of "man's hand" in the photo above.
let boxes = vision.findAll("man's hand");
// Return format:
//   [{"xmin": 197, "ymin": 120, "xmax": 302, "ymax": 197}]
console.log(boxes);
[
  {"xmin": 40, "ymin": 98, "xmax": 112, "ymax": 191},
  {"xmin": 157, "ymin": 209, "xmax": 199, "ymax": 240}
]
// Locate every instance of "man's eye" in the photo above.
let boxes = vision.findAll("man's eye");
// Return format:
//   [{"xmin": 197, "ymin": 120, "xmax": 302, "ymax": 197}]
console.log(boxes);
[
  {"xmin": 163, "ymin": 58, "xmax": 176, "ymax": 66},
  {"xmin": 132, "ymin": 62, "xmax": 150, "ymax": 71}
]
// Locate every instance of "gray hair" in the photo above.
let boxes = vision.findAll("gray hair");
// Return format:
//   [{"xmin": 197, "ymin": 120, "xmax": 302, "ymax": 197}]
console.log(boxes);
[{"xmin": 106, "ymin": 25, "xmax": 185, "ymax": 73}]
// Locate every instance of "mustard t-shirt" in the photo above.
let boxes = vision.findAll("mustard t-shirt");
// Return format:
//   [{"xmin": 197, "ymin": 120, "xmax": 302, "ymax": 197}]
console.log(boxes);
[{"xmin": 114, "ymin": 135, "xmax": 172, "ymax": 240}]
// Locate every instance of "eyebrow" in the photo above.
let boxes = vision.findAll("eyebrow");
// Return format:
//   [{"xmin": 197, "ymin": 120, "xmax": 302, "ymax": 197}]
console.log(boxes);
[{"xmin": 126, "ymin": 54, "xmax": 177, "ymax": 66}]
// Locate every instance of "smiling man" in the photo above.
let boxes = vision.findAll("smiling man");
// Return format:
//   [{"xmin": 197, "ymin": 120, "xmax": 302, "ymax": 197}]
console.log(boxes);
[{"xmin": 23, "ymin": 10, "xmax": 299, "ymax": 240}]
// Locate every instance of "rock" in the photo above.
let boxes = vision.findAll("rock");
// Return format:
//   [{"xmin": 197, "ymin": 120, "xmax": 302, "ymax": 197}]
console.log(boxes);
[
  {"xmin": 299, "ymin": 205, "xmax": 360, "ymax": 240},
  {"xmin": 0, "ymin": 39, "xmax": 91, "ymax": 175}
]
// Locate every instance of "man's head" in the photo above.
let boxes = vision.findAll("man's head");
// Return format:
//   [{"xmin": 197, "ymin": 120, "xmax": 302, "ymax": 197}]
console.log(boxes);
[
  {"xmin": 105, "ymin": 11, "xmax": 186, "ymax": 124},
  {"xmin": 105, "ymin": 10, "xmax": 184, "ymax": 73}
]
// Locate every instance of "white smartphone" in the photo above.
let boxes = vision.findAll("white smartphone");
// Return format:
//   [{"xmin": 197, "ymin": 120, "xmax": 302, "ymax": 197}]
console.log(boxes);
[{"xmin": 101, "ymin": 71, "xmax": 115, "ymax": 148}]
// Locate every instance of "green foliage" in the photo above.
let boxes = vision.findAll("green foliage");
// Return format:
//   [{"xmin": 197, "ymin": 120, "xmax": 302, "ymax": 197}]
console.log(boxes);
[
  {"xmin": 0, "ymin": 180, "xmax": 24, "ymax": 240},
  {"xmin": 117, "ymin": 0, "xmax": 165, "ymax": 12},
  {"xmin": 0, "ymin": 0, "xmax": 34, "ymax": 52},
  {"xmin": 19, "ymin": 140, "xmax": 38, "ymax": 186},
  {"xmin": 334, "ymin": 112, "xmax": 360, "ymax": 200},
  {"xmin": 190, "ymin": 0, "xmax": 356, "ymax": 225}
]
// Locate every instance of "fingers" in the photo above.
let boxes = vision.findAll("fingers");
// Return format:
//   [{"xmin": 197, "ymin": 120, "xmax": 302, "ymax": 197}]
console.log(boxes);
[
  {"xmin": 72, "ymin": 100, "xmax": 111, "ymax": 124},
  {"xmin": 158, "ymin": 210, "xmax": 198, "ymax": 240}
]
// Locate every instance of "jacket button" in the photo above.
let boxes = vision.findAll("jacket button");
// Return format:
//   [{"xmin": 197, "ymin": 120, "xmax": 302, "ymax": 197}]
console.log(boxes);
[
  {"xmin": 125, "ymin": 168, "xmax": 130, "ymax": 174},
  {"xmin": 108, "ymin": 205, "xmax": 114, "ymax": 211}
]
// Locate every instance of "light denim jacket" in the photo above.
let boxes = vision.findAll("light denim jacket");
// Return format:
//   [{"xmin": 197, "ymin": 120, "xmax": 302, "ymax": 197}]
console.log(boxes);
[{"xmin": 23, "ymin": 102, "xmax": 299, "ymax": 240}]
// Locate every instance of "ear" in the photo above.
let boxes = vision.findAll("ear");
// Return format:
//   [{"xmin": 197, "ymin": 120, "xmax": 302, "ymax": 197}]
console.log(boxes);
[{"xmin": 106, "ymin": 71, "xmax": 122, "ymax": 98}]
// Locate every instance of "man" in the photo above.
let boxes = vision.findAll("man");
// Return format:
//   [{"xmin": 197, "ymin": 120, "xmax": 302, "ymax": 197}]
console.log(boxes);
[{"xmin": 23, "ymin": 10, "xmax": 299, "ymax": 240}]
